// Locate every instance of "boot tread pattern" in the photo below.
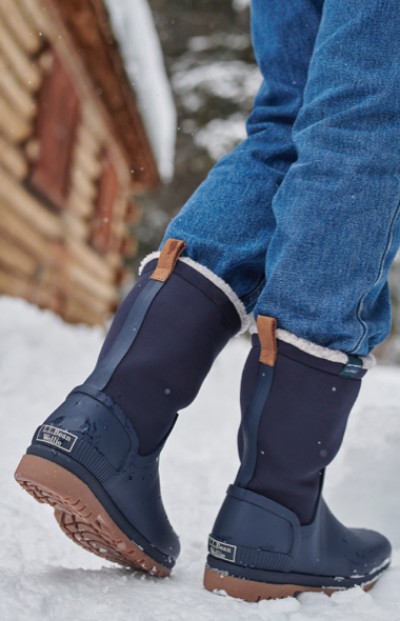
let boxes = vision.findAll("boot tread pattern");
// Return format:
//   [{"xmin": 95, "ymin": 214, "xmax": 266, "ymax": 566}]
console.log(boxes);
[{"xmin": 15, "ymin": 454, "xmax": 169, "ymax": 577}]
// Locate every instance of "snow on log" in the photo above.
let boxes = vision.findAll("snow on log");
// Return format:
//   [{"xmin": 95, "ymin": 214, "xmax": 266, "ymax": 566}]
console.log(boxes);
[{"xmin": 104, "ymin": 0, "xmax": 176, "ymax": 182}]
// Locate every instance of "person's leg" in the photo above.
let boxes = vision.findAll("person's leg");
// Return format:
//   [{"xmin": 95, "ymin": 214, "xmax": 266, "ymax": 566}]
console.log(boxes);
[
  {"xmin": 244, "ymin": 0, "xmax": 400, "ymax": 517},
  {"xmin": 15, "ymin": 241, "xmax": 244, "ymax": 575},
  {"xmin": 163, "ymin": 0, "xmax": 323, "ymax": 310},
  {"xmin": 205, "ymin": 0, "xmax": 398, "ymax": 600},
  {"xmin": 255, "ymin": 0, "xmax": 400, "ymax": 353},
  {"xmin": 14, "ymin": 0, "xmax": 324, "ymax": 578}
]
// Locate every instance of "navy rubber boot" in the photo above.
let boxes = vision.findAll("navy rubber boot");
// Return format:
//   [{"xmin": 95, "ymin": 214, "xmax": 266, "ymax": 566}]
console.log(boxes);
[
  {"xmin": 15, "ymin": 239, "xmax": 242, "ymax": 576},
  {"xmin": 204, "ymin": 316, "xmax": 391, "ymax": 600}
]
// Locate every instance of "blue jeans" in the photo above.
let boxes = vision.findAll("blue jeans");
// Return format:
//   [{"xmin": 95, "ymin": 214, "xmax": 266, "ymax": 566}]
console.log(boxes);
[{"xmin": 163, "ymin": 0, "xmax": 400, "ymax": 356}]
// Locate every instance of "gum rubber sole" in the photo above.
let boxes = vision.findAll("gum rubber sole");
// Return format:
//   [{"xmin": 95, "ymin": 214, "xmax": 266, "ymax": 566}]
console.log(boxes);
[
  {"xmin": 203, "ymin": 566, "xmax": 377, "ymax": 602},
  {"xmin": 14, "ymin": 454, "xmax": 170, "ymax": 577}
]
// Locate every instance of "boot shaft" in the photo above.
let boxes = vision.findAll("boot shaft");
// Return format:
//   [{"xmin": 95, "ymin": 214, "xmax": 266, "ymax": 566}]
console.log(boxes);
[
  {"xmin": 89, "ymin": 240, "xmax": 243, "ymax": 454},
  {"xmin": 237, "ymin": 316, "xmax": 366, "ymax": 523}
]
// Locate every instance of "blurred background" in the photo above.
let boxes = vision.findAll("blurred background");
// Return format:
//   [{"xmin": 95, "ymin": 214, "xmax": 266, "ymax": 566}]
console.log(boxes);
[{"xmin": 0, "ymin": 0, "xmax": 399, "ymax": 361}]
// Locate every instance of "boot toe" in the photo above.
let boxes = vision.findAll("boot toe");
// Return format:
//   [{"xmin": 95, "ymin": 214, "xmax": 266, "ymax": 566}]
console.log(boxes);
[{"xmin": 350, "ymin": 527, "xmax": 392, "ymax": 577}]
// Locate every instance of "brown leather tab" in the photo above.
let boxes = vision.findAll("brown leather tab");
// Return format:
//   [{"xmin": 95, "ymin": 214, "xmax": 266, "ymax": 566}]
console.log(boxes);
[
  {"xmin": 257, "ymin": 316, "xmax": 277, "ymax": 367},
  {"xmin": 150, "ymin": 239, "xmax": 186, "ymax": 282}
]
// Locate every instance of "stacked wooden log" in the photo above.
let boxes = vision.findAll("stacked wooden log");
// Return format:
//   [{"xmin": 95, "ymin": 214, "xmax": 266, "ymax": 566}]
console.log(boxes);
[{"xmin": 0, "ymin": 0, "xmax": 159, "ymax": 325}]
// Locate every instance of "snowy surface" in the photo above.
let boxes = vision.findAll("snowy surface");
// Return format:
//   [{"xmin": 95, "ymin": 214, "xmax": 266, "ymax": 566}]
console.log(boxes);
[
  {"xmin": 188, "ymin": 33, "xmax": 251, "ymax": 53},
  {"xmin": 1, "ymin": 296, "xmax": 400, "ymax": 621},
  {"xmin": 171, "ymin": 53, "xmax": 260, "ymax": 160},
  {"xmin": 232, "ymin": 0, "xmax": 250, "ymax": 11},
  {"xmin": 172, "ymin": 59, "xmax": 261, "ymax": 112},
  {"xmin": 104, "ymin": 0, "xmax": 176, "ymax": 181},
  {"xmin": 194, "ymin": 113, "xmax": 247, "ymax": 160}
]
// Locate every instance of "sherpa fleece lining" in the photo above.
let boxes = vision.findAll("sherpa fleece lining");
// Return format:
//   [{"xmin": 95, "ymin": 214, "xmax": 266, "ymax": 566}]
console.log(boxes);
[
  {"xmin": 247, "ymin": 317, "xmax": 375, "ymax": 369},
  {"xmin": 139, "ymin": 252, "xmax": 249, "ymax": 334}
]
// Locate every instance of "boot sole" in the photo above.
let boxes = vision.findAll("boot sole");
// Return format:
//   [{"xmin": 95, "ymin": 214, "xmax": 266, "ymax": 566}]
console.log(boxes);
[
  {"xmin": 15, "ymin": 454, "xmax": 170, "ymax": 577},
  {"xmin": 203, "ymin": 565, "xmax": 378, "ymax": 602}
]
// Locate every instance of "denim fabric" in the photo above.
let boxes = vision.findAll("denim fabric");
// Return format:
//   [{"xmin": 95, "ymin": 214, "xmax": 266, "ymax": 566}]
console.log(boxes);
[
  {"xmin": 164, "ymin": 0, "xmax": 323, "ymax": 310},
  {"xmin": 163, "ymin": 0, "xmax": 400, "ymax": 356}
]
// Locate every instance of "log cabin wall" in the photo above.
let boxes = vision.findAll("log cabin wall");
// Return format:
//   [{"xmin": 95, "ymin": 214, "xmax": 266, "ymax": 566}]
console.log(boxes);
[{"xmin": 0, "ymin": 0, "xmax": 159, "ymax": 325}]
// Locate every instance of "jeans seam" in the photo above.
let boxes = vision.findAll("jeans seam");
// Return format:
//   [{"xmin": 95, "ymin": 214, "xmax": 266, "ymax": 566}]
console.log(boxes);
[
  {"xmin": 353, "ymin": 195, "xmax": 400, "ymax": 354},
  {"xmin": 241, "ymin": 276, "xmax": 266, "ymax": 312}
]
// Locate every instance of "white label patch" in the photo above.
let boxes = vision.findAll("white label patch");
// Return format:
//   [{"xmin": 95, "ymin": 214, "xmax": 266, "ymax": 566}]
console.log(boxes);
[
  {"xmin": 208, "ymin": 536, "xmax": 237, "ymax": 563},
  {"xmin": 36, "ymin": 425, "xmax": 78, "ymax": 453}
]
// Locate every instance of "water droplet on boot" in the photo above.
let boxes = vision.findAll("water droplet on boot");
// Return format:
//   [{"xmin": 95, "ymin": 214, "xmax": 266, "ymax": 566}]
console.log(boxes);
[{"xmin": 164, "ymin": 388, "xmax": 171, "ymax": 395}]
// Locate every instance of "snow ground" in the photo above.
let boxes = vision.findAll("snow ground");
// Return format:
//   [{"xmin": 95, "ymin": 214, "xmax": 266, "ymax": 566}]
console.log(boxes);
[{"xmin": 1, "ymin": 296, "xmax": 400, "ymax": 621}]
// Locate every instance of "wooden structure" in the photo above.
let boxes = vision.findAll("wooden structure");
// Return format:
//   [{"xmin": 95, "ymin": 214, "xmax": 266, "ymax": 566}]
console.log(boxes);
[{"xmin": 0, "ymin": 0, "xmax": 160, "ymax": 324}]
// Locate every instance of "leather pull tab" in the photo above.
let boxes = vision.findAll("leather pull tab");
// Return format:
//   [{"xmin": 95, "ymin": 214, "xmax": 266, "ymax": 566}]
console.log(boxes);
[
  {"xmin": 257, "ymin": 316, "xmax": 277, "ymax": 367},
  {"xmin": 150, "ymin": 239, "xmax": 186, "ymax": 282}
]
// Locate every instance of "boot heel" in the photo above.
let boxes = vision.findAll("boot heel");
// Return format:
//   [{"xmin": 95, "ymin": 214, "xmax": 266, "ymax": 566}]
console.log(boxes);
[{"xmin": 15, "ymin": 454, "xmax": 170, "ymax": 576}]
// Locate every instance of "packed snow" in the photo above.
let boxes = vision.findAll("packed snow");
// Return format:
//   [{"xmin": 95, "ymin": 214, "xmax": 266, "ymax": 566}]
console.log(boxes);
[
  {"xmin": 1, "ymin": 296, "xmax": 400, "ymax": 621},
  {"xmin": 104, "ymin": 0, "xmax": 176, "ymax": 182}
]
